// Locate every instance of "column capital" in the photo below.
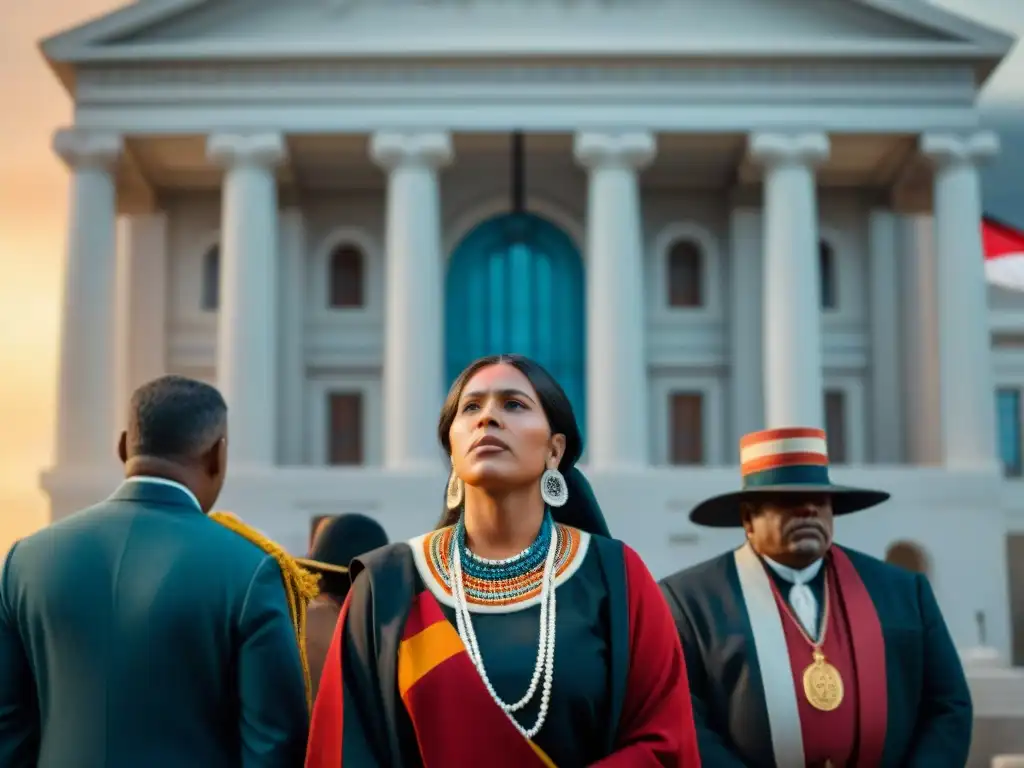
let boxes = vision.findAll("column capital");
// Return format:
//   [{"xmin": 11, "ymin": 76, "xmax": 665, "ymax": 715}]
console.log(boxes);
[
  {"xmin": 52, "ymin": 128, "xmax": 122, "ymax": 171},
  {"xmin": 207, "ymin": 133, "xmax": 287, "ymax": 169},
  {"xmin": 370, "ymin": 131, "xmax": 453, "ymax": 171},
  {"xmin": 748, "ymin": 132, "xmax": 830, "ymax": 168},
  {"xmin": 573, "ymin": 132, "xmax": 656, "ymax": 171},
  {"xmin": 920, "ymin": 131, "xmax": 999, "ymax": 167}
]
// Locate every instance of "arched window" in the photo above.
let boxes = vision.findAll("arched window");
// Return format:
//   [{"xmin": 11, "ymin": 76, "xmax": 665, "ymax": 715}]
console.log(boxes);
[
  {"xmin": 329, "ymin": 244, "xmax": 365, "ymax": 308},
  {"xmin": 201, "ymin": 244, "xmax": 220, "ymax": 311},
  {"xmin": 884, "ymin": 540, "xmax": 929, "ymax": 576},
  {"xmin": 667, "ymin": 239, "xmax": 704, "ymax": 308},
  {"xmin": 819, "ymin": 240, "xmax": 837, "ymax": 310}
]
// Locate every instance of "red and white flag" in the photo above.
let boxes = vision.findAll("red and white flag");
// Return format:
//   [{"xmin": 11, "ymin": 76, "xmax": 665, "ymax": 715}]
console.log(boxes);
[{"xmin": 984, "ymin": 217, "xmax": 1024, "ymax": 292}]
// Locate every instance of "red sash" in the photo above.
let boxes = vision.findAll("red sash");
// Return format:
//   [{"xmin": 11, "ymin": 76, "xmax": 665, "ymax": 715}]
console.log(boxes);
[
  {"xmin": 830, "ymin": 547, "xmax": 887, "ymax": 766},
  {"xmin": 398, "ymin": 590, "xmax": 557, "ymax": 766}
]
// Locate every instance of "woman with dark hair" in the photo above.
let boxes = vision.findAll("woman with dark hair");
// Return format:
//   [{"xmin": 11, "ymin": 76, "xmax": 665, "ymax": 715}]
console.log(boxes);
[{"xmin": 306, "ymin": 355, "xmax": 700, "ymax": 767}]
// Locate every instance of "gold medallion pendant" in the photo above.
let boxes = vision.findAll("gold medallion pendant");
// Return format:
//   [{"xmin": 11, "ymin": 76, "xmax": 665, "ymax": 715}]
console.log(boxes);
[{"xmin": 802, "ymin": 649, "xmax": 844, "ymax": 712}]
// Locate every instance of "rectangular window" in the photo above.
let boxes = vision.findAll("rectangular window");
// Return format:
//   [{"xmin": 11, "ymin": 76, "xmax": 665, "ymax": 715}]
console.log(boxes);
[
  {"xmin": 328, "ymin": 393, "xmax": 364, "ymax": 465},
  {"xmin": 667, "ymin": 242, "xmax": 703, "ymax": 308},
  {"xmin": 824, "ymin": 390, "xmax": 847, "ymax": 464},
  {"xmin": 997, "ymin": 388, "xmax": 1022, "ymax": 477},
  {"xmin": 669, "ymin": 392, "xmax": 704, "ymax": 465}
]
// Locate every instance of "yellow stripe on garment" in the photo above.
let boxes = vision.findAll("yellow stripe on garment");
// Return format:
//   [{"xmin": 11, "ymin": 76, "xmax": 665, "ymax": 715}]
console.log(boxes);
[
  {"xmin": 397, "ymin": 619, "xmax": 465, "ymax": 699},
  {"xmin": 529, "ymin": 741, "xmax": 558, "ymax": 767}
]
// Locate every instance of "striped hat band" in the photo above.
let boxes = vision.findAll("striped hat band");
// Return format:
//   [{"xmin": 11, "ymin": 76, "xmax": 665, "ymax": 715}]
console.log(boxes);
[{"xmin": 739, "ymin": 427, "xmax": 830, "ymax": 489}]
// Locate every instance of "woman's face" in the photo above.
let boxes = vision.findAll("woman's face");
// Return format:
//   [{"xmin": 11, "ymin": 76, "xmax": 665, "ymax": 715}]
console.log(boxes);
[{"xmin": 448, "ymin": 363, "xmax": 566, "ymax": 493}]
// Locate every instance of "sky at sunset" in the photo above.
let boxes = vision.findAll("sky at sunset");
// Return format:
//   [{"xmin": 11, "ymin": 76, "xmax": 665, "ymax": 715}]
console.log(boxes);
[{"xmin": 2, "ymin": 0, "xmax": 1023, "ymax": 555}]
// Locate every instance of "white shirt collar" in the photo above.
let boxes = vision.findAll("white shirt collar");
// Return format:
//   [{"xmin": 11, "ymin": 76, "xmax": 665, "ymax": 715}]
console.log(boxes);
[
  {"xmin": 762, "ymin": 555, "xmax": 824, "ymax": 585},
  {"xmin": 124, "ymin": 476, "xmax": 203, "ymax": 512}
]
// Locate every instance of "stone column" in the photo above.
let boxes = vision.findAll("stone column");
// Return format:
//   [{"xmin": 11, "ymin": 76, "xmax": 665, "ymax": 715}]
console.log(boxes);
[
  {"xmin": 52, "ymin": 129, "xmax": 123, "ymax": 467},
  {"xmin": 277, "ymin": 208, "xmax": 307, "ymax": 465},
  {"xmin": 574, "ymin": 132, "xmax": 656, "ymax": 469},
  {"xmin": 900, "ymin": 214, "xmax": 942, "ymax": 464},
  {"xmin": 867, "ymin": 209, "xmax": 903, "ymax": 462},
  {"xmin": 921, "ymin": 131, "xmax": 1000, "ymax": 470},
  {"xmin": 207, "ymin": 133, "xmax": 286, "ymax": 467},
  {"xmin": 114, "ymin": 212, "xmax": 169, "ymax": 432},
  {"xmin": 748, "ymin": 132, "xmax": 830, "ymax": 429},
  {"xmin": 370, "ymin": 131, "xmax": 453, "ymax": 469},
  {"xmin": 728, "ymin": 207, "xmax": 764, "ymax": 458}
]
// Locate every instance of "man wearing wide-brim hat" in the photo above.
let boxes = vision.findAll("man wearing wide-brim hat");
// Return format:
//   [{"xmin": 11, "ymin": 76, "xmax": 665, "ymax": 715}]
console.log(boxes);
[
  {"xmin": 298, "ymin": 514, "xmax": 389, "ymax": 700},
  {"xmin": 659, "ymin": 427, "xmax": 971, "ymax": 768}
]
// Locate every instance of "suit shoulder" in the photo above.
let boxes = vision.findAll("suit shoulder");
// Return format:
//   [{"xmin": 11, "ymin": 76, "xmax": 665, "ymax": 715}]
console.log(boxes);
[
  {"xmin": 351, "ymin": 541, "xmax": 414, "ymax": 583},
  {"xmin": 659, "ymin": 550, "xmax": 736, "ymax": 599},
  {"xmin": 839, "ymin": 545, "xmax": 918, "ymax": 585},
  {"xmin": 6, "ymin": 498, "xmax": 119, "ymax": 554}
]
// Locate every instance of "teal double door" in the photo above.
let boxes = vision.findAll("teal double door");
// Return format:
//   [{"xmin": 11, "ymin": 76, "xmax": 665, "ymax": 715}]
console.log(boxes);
[{"xmin": 445, "ymin": 212, "xmax": 586, "ymax": 427}]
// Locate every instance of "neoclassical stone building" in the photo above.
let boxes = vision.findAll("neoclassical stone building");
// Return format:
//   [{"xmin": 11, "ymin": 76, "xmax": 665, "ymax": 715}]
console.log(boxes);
[{"xmin": 38, "ymin": 0, "xmax": 1024, "ymax": 717}]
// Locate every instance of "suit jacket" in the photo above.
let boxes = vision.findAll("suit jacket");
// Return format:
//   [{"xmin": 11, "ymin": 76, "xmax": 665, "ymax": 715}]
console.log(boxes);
[
  {"xmin": 0, "ymin": 480, "xmax": 309, "ymax": 768},
  {"xmin": 659, "ymin": 545, "xmax": 972, "ymax": 767}
]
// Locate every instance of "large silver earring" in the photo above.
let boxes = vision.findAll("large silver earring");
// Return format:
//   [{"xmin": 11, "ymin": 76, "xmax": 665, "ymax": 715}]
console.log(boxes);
[
  {"xmin": 540, "ymin": 468, "xmax": 569, "ymax": 508},
  {"xmin": 446, "ymin": 471, "xmax": 464, "ymax": 511}
]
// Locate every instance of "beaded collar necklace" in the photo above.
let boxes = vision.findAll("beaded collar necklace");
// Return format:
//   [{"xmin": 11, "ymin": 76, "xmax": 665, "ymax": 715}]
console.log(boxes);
[
  {"xmin": 420, "ymin": 515, "xmax": 582, "ymax": 609},
  {"xmin": 454, "ymin": 512, "xmax": 553, "ymax": 586}
]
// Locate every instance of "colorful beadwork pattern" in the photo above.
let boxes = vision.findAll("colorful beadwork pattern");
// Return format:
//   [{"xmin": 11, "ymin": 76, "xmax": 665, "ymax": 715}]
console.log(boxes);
[{"xmin": 415, "ymin": 521, "xmax": 585, "ymax": 610}]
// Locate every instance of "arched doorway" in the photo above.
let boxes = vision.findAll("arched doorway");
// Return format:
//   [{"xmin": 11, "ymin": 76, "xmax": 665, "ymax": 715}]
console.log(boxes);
[{"xmin": 445, "ymin": 212, "xmax": 586, "ymax": 424}]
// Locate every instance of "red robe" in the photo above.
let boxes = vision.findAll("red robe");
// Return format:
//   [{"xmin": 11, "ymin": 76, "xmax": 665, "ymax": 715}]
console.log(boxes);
[{"xmin": 305, "ymin": 543, "xmax": 701, "ymax": 767}]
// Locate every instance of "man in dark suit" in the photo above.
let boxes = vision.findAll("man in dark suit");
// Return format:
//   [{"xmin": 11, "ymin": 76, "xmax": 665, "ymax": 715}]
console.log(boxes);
[
  {"xmin": 0, "ymin": 375, "xmax": 309, "ymax": 767},
  {"xmin": 660, "ymin": 426, "xmax": 971, "ymax": 768}
]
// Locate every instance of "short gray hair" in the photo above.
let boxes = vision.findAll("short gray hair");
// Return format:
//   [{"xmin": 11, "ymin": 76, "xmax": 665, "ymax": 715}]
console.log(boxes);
[{"xmin": 126, "ymin": 375, "xmax": 227, "ymax": 460}]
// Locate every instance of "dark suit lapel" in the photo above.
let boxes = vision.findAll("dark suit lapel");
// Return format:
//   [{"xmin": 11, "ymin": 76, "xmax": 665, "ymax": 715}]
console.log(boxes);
[
  {"xmin": 109, "ymin": 480, "xmax": 201, "ymax": 512},
  {"xmin": 709, "ymin": 555, "xmax": 776, "ymax": 768}
]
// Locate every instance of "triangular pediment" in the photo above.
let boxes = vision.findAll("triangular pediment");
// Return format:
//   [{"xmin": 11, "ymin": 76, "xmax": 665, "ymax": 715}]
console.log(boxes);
[{"xmin": 42, "ymin": 0, "xmax": 1014, "ymax": 72}]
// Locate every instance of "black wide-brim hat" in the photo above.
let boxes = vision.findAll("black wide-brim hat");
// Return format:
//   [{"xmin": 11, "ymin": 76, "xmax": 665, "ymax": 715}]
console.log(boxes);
[
  {"xmin": 296, "ymin": 513, "xmax": 390, "ymax": 576},
  {"xmin": 690, "ymin": 427, "xmax": 891, "ymax": 528}
]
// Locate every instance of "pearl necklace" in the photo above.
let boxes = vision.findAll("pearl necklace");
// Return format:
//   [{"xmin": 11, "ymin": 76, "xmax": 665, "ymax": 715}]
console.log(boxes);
[{"xmin": 451, "ymin": 520, "xmax": 558, "ymax": 740}]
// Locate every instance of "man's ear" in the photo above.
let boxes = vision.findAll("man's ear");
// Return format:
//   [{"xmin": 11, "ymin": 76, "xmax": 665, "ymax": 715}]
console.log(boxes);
[
  {"xmin": 117, "ymin": 431, "xmax": 128, "ymax": 464},
  {"xmin": 204, "ymin": 437, "xmax": 226, "ymax": 477},
  {"xmin": 739, "ymin": 502, "xmax": 755, "ymax": 535}
]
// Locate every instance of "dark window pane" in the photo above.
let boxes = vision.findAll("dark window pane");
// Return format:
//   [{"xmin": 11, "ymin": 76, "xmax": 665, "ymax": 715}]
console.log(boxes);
[
  {"xmin": 330, "ymin": 245, "xmax": 365, "ymax": 308},
  {"xmin": 328, "ymin": 393, "xmax": 363, "ymax": 465},
  {"xmin": 669, "ymin": 392, "xmax": 704, "ymax": 465},
  {"xmin": 997, "ymin": 388, "xmax": 1022, "ymax": 477},
  {"xmin": 201, "ymin": 245, "xmax": 220, "ymax": 311},
  {"xmin": 667, "ymin": 240, "xmax": 703, "ymax": 308},
  {"xmin": 819, "ymin": 241, "xmax": 837, "ymax": 310},
  {"xmin": 824, "ymin": 390, "xmax": 847, "ymax": 464}
]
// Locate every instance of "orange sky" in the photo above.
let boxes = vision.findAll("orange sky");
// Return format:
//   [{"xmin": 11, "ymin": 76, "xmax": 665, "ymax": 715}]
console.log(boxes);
[{"xmin": 1, "ymin": 0, "xmax": 1022, "ymax": 557}]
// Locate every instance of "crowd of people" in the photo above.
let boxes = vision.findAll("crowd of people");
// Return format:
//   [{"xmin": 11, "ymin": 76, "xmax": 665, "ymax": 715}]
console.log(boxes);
[{"xmin": 0, "ymin": 354, "xmax": 971, "ymax": 766}]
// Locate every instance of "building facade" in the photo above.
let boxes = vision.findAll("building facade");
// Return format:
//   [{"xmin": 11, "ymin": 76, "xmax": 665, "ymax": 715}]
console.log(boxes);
[{"xmin": 39, "ymin": 0, "xmax": 1024, "ymax": 701}]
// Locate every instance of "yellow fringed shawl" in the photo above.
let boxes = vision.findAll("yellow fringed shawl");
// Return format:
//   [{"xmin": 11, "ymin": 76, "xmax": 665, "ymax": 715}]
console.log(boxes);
[{"xmin": 209, "ymin": 511, "xmax": 321, "ymax": 711}]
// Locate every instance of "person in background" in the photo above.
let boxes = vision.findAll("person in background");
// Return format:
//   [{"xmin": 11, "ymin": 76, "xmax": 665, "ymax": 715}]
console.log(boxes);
[
  {"xmin": 0, "ymin": 375, "xmax": 309, "ymax": 767},
  {"xmin": 297, "ymin": 513, "xmax": 389, "ymax": 699},
  {"xmin": 660, "ymin": 426, "xmax": 971, "ymax": 767},
  {"xmin": 305, "ymin": 354, "xmax": 701, "ymax": 767}
]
